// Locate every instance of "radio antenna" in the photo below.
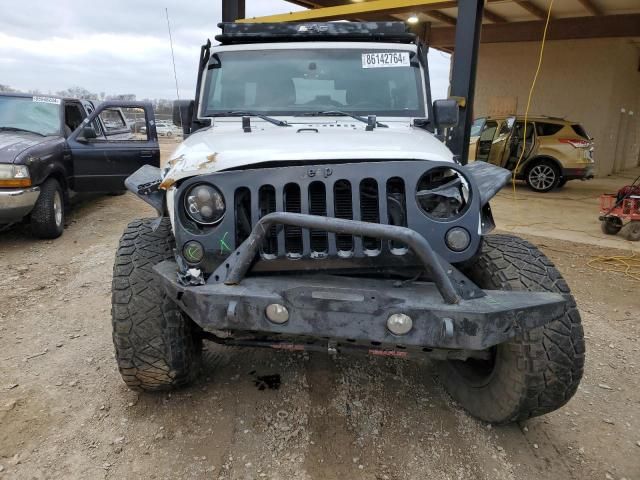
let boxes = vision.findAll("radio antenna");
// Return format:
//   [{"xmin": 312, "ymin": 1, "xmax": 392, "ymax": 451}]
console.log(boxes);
[{"xmin": 165, "ymin": 7, "xmax": 183, "ymax": 127}]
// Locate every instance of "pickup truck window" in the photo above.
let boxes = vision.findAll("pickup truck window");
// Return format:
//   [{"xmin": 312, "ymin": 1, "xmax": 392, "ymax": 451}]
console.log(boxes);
[
  {"xmin": 81, "ymin": 107, "xmax": 147, "ymax": 142},
  {"xmin": 0, "ymin": 95, "xmax": 61, "ymax": 136},
  {"xmin": 64, "ymin": 102, "xmax": 87, "ymax": 134},
  {"xmin": 202, "ymin": 48, "xmax": 425, "ymax": 117}
]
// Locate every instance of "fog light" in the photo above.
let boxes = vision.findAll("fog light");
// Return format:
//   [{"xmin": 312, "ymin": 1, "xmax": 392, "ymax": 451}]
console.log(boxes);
[
  {"xmin": 387, "ymin": 313, "xmax": 413, "ymax": 335},
  {"xmin": 445, "ymin": 227, "xmax": 470, "ymax": 252},
  {"xmin": 266, "ymin": 304, "xmax": 289, "ymax": 324},
  {"xmin": 182, "ymin": 241, "xmax": 204, "ymax": 263}
]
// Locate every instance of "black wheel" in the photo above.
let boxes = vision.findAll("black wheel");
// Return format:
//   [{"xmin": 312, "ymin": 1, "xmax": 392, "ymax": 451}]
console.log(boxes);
[
  {"xmin": 556, "ymin": 177, "xmax": 568, "ymax": 188},
  {"xmin": 621, "ymin": 221, "xmax": 640, "ymax": 241},
  {"xmin": 108, "ymin": 191, "xmax": 127, "ymax": 196},
  {"xmin": 601, "ymin": 217, "xmax": 622, "ymax": 235},
  {"xmin": 112, "ymin": 218, "xmax": 202, "ymax": 391},
  {"xmin": 525, "ymin": 160, "xmax": 560, "ymax": 192},
  {"xmin": 30, "ymin": 178, "xmax": 64, "ymax": 239},
  {"xmin": 438, "ymin": 234, "xmax": 585, "ymax": 424}
]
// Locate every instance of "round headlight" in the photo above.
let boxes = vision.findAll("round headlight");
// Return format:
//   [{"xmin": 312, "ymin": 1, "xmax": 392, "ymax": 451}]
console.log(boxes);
[
  {"xmin": 416, "ymin": 167, "xmax": 470, "ymax": 220},
  {"xmin": 184, "ymin": 184, "xmax": 225, "ymax": 225}
]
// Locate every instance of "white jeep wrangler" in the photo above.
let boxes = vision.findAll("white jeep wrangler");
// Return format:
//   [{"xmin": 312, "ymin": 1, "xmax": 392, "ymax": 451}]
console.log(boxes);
[{"xmin": 112, "ymin": 22, "xmax": 584, "ymax": 424}]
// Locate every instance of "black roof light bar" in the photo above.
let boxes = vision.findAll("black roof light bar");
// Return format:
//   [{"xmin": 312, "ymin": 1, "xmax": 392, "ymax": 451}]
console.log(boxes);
[{"xmin": 215, "ymin": 21, "xmax": 417, "ymax": 45}]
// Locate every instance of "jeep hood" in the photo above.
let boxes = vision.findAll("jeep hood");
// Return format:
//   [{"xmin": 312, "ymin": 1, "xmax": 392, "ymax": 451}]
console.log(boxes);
[{"xmin": 161, "ymin": 124, "xmax": 454, "ymax": 188}]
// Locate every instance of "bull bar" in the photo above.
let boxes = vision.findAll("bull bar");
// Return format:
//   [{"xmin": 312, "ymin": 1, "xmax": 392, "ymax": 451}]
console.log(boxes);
[{"xmin": 154, "ymin": 213, "xmax": 567, "ymax": 351}]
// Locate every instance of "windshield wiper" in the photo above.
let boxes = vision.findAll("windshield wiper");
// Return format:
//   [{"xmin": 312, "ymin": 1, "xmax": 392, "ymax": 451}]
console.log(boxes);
[
  {"xmin": 210, "ymin": 111, "xmax": 289, "ymax": 127},
  {"xmin": 298, "ymin": 111, "xmax": 388, "ymax": 128},
  {"xmin": 0, "ymin": 126, "xmax": 45, "ymax": 136}
]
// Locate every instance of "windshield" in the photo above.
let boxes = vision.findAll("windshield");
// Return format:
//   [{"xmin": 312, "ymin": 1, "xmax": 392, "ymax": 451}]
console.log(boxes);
[
  {"xmin": 202, "ymin": 48, "xmax": 425, "ymax": 117},
  {"xmin": 0, "ymin": 96, "xmax": 62, "ymax": 136}
]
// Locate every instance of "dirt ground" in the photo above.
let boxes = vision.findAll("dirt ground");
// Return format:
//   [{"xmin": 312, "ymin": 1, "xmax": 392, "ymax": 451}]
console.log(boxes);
[{"xmin": 1, "ymin": 141, "xmax": 639, "ymax": 479}]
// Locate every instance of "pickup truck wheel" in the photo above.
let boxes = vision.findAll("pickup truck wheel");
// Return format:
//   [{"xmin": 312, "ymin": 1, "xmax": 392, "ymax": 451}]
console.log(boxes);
[
  {"xmin": 438, "ymin": 234, "xmax": 585, "ymax": 424},
  {"xmin": 112, "ymin": 218, "xmax": 202, "ymax": 391},
  {"xmin": 30, "ymin": 178, "xmax": 64, "ymax": 239}
]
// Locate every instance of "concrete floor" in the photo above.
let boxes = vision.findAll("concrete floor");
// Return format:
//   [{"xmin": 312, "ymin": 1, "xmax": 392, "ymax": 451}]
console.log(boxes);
[{"xmin": 491, "ymin": 166, "xmax": 640, "ymax": 252}]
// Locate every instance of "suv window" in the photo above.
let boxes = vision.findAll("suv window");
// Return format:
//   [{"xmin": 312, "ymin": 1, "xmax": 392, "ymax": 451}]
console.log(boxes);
[
  {"xmin": 535, "ymin": 122, "xmax": 563, "ymax": 136},
  {"xmin": 470, "ymin": 118, "xmax": 485, "ymax": 137},
  {"xmin": 571, "ymin": 124, "xmax": 589, "ymax": 139}
]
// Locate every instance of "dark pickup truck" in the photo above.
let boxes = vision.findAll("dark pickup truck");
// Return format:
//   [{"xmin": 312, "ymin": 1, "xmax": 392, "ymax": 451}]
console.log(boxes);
[{"xmin": 0, "ymin": 93, "xmax": 159, "ymax": 238}]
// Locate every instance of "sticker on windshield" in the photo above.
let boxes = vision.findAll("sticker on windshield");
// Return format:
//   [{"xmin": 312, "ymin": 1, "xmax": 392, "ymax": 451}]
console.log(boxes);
[
  {"xmin": 32, "ymin": 96, "xmax": 61, "ymax": 105},
  {"xmin": 362, "ymin": 52, "xmax": 410, "ymax": 69}
]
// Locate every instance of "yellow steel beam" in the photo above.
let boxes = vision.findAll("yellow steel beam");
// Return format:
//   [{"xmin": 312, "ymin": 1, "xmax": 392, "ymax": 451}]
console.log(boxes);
[{"xmin": 236, "ymin": 0, "xmax": 457, "ymax": 23}]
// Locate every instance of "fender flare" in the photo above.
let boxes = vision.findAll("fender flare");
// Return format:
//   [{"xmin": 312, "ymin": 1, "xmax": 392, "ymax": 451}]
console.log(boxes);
[{"xmin": 124, "ymin": 165, "xmax": 166, "ymax": 216}]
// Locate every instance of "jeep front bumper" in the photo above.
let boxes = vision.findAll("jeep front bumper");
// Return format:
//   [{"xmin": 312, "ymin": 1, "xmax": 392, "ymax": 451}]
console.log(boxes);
[{"xmin": 154, "ymin": 212, "xmax": 566, "ymax": 352}]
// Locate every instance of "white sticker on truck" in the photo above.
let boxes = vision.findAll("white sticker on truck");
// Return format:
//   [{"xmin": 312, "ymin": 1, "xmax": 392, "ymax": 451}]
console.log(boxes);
[
  {"xmin": 362, "ymin": 52, "xmax": 410, "ymax": 69},
  {"xmin": 32, "ymin": 96, "xmax": 61, "ymax": 105}
]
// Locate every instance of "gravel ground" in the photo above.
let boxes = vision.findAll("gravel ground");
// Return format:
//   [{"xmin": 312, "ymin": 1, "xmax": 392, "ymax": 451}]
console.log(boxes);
[{"xmin": 0, "ymin": 144, "xmax": 638, "ymax": 479}]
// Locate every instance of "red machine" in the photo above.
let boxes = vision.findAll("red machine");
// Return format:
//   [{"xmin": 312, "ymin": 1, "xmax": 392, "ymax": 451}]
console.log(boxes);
[{"xmin": 599, "ymin": 182, "xmax": 640, "ymax": 241}]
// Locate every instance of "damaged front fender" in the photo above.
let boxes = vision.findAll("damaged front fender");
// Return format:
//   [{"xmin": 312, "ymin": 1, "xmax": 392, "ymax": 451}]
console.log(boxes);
[{"xmin": 124, "ymin": 164, "xmax": 166, "ymax": 216}]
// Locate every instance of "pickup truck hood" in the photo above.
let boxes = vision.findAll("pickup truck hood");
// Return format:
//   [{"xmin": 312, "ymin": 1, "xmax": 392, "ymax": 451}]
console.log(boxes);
[
  {"xmin": 161, "ymin": 122, "xmax": 454, "ymax": 188},
  {"xmin": 0, "ymin": 131, "xmax": 56, "ymax": 164}
]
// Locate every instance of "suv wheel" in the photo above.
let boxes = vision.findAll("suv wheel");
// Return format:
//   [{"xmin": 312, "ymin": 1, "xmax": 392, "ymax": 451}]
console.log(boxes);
[
  {"xmin": 112, "ymin": 218, "xmax": 202, "ymax": 391},
  {"xmin": 526, "ymin": 160, "xmax": 560, "ymax": 192},
  {"xmin": 438, "ymin": 234, "xmax": 585, "ymax": 424},
  {"xmin": 30, "ymin": 178, "xmax": 65, "ymax": 239}
]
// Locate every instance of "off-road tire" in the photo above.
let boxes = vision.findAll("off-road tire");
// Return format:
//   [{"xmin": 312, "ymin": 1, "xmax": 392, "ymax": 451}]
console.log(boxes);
[
  {"xmin": 112, "ymin": 218, "xmax": 202, "ymax": 391},
  {"xmin": 601, "ymin": 217, "xmax": 622, "ymax": 235},
  {"xmin": 30, "ymin": 178, "xmax": 64, "ymax": 239},
  {"xmin": 439, "ymin": 234, "xmax": 585, "ymax": 424},
  {"xmin": 525, "ymin": 160, "xmax": 560, "ymax": 192}
]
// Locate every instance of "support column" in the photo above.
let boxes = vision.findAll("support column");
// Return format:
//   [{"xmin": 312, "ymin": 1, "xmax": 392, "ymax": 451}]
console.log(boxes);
[
  {"xmin": 222, "ymin": 0, "xmax": 246, "ymax": 22},
  {"xmin": 446, "ymin": 0, "xmax": 484, "ymax": 164}
]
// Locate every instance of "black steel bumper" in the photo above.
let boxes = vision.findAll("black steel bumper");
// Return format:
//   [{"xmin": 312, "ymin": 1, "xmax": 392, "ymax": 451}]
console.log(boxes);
[
  {"xmin": 155, "ymin": 261, "xmax": 565, "ymax": 351},
  {"xmin": 155, "ymin": 212, "xmax": 566, "ymax": 351}
]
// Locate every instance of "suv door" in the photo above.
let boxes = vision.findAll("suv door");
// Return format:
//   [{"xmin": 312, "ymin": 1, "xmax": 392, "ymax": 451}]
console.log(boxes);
[
  {"xmin": 67, "ymin": 101, "xmax": 159, "ymax": 192},
  {"xmin": 475, "ymin": 117, "xmax": 516, "ymax": 167}
]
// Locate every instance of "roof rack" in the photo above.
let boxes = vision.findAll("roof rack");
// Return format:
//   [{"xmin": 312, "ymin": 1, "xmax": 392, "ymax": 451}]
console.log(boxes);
[{"xmin": 215, "ymin": 21, "xmax": 416, "ymax": 45}]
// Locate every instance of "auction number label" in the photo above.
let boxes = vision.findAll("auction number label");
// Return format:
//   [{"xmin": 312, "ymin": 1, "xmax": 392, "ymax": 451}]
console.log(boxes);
[
  {"xmin": 362, "ymin": 52, "xmax": 410, "ymax": 69},
  {"xmin": 32, "ymin": 96, "xmax": 61, "ymax": 105}
]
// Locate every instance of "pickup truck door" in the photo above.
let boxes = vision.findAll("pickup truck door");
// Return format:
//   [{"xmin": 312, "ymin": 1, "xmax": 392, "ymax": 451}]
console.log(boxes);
[{"xmin": 67, "ymin": 101, "xmax": 159, "ymax": 192}]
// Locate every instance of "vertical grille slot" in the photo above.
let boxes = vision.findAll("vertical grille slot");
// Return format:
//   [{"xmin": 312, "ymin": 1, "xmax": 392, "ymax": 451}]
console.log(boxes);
[
  {"xmin": 308, "ymin": 181, "xmax": 328, "ymax": 254},
  {"xmin": 333, "ymin": 180, "xmax": 353, "ymax": 253},
  {"xmin": 234, "ymin": 187, "xmax": 251, "ymax": 246},
  {"xmin": 283, "ymin": 183, "xmax": 303, "ymax": 256},
  {"xmin": 258, "ymin": 185, "xmax": 277, "ymax": 256},
  {"xmin": 387, "ymin": 177, "xmax": 408, "ymax": 251},
  {"xmin": 360, "ymin": 178, "xmax": 381, "ymax": 251}
]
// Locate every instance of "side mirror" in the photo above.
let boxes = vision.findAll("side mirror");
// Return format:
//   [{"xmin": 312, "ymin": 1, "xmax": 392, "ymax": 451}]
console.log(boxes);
[
  {"xmin": 433, "ymin": 99, "xmax": 459, "ymax": 129},
  {"xmin": 81, "ymin": 126, "xmax": 97, "ymax": 140},
  {"xmin": 173, "ymin": 100, "xmax": 194, "ymax": 134}
]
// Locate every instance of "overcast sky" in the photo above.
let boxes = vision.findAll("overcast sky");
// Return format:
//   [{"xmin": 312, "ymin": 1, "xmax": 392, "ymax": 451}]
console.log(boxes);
[{"xmin": 0, "ymin": 0, "xmax": 451, "ymax": 100}]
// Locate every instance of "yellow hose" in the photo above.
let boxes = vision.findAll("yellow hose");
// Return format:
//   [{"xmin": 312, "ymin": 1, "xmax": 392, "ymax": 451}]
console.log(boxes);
[{"xmin": 512, "ymin": 0, "xmax": 554, "ymax": 196}]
